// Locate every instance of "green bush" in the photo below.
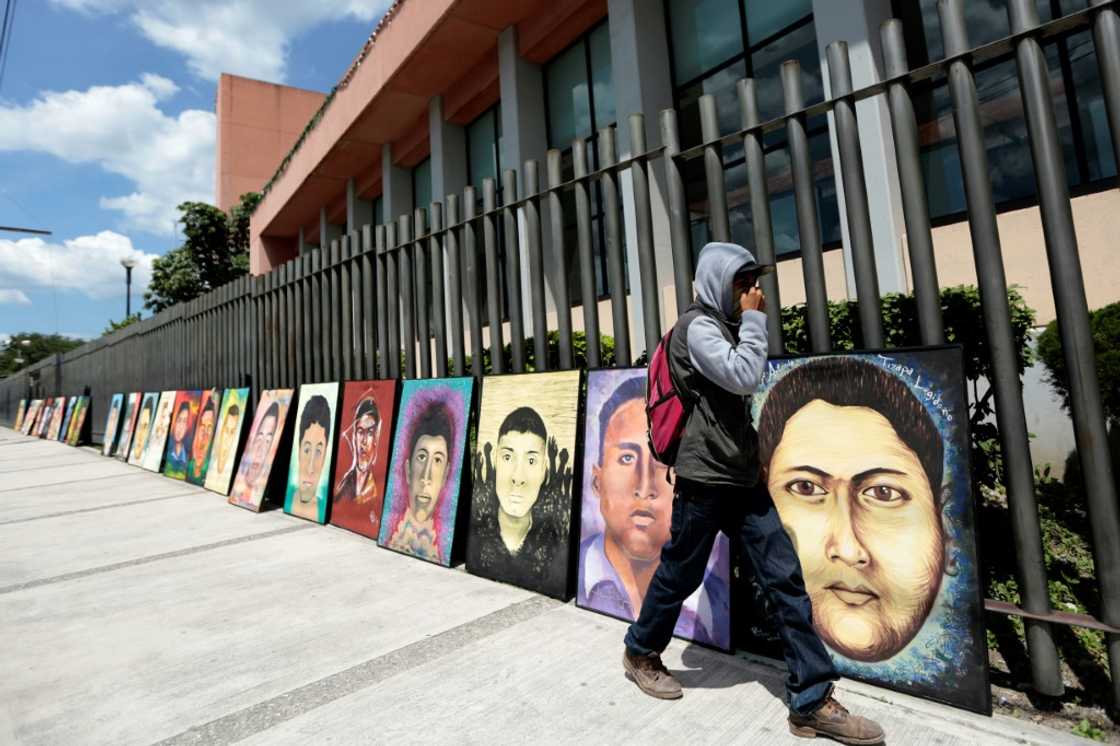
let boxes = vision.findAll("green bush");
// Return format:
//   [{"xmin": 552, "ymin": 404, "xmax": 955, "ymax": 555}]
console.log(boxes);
[
  {"xmin": 1036, "ymin": 301, "xmax": 1120, "ymax": 426},
  {"xmin": 457, "ymin": 330, "xmax": 616, "ymax": 376}
]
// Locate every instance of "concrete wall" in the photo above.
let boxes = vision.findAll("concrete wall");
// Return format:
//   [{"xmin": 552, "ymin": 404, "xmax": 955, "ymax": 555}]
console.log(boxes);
[{"xmin": 215, "ymin": 74, "xmax": 327, "ymax": 213}]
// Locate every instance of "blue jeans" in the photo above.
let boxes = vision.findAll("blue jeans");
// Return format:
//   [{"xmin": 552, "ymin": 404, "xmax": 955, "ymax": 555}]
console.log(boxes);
[{"xmin": 624, "ymin": 478, "xmax": 838, "ymax": 715}]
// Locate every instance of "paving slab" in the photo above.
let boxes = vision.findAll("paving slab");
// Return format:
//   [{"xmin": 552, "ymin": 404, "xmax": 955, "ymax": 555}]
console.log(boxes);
[{"xmin": 0, "ymin": 426, "xmax": 1081, "ymax": 746}]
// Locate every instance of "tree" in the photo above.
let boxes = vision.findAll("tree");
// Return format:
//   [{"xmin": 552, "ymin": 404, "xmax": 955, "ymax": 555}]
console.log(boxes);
[
  {"xmin": 1036, "ymin": 300, "xmax": 1120, "ymax": 426},
  {"xmin": 143, "ymin": 192, "xmax": 260, "ymax": 313},
  {"xmin": 103, "ymin": 314, "xmax": 141, "ymax": 335},
  {"xmin": 1, "ymin": 332, "xmax": 84, "ymax": 377}
]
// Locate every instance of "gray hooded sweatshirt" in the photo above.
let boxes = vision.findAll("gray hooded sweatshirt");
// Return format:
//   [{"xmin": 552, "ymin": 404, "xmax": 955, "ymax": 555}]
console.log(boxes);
[{"xmin": 668, "ymin": 242, "xmax": 769, "ymax": 487}]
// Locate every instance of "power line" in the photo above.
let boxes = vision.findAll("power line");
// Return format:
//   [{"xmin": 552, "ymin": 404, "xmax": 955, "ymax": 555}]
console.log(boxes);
[{"xmin": 0, "ymin": 0, "xmax": 16, "ymax": 94}]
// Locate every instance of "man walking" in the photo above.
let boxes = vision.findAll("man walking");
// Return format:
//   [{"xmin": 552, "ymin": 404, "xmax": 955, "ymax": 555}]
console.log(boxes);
[{"xmin": 623, "ymin": 242, "xmax": 884, "ymax": 745}]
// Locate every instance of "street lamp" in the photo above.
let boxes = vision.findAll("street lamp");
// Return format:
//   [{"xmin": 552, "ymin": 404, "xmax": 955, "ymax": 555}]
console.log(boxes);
[{"xmin": 120, "ymin": 257, "xmax": 138, "ymax": 317}]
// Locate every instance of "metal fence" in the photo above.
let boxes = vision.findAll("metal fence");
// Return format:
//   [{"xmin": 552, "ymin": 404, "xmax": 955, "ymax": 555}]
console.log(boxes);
[{"xmin": 2, "ymin": 0, "xmax": 1118, "ymax": 704}]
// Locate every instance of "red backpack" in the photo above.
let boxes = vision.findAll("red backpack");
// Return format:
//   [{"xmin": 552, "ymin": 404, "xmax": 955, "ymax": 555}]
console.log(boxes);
[{"xmin": 646, "ymin": 315, "xmax": 695, "ymax": 466}]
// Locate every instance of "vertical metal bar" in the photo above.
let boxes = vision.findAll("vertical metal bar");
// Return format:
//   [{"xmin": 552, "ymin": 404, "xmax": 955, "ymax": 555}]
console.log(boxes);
[
  {"xmin": 483, "ymin": 179, "xmax": 505, "ymax": 373},
  {"xmin": 414, "ymin": 209, "xmax": 431, "ymax": 378},
  {"xmin": 361, "ymin": 226, "xmax": 375, "ymax": 379},
  {"xmin": 547, "ymin": 149, "xmax": 574, "ymax": 368},
  {"xmin": 660, "ymin": 108, "xmax": 694, "ymax": 316},
  {"xmin": 385, "ymin": 223, "xmax": 400, "ymax": 379},
  {"xmin": 880, "ymin": 20, "xmax": 945, "ymax": 346},
  {"xmin": 1091, "ymin": 0, "xmax": 1120, "ymax": 178},
  {"xmin": 782, "ymin": 59, "xmax": 831, "ymax": 353},
  {"xmin": 523, "ymin": 160, "xmax": 550, "ymax": 371},
  {"xmin": 939, "ymin": 0, "xmax": 1063, "ymax": 696},
  {"xmin": 826, "ymin": 41, "xmax": 884, "ymax": 349},
  {"xmin": 739, "ymin": 79, "xmax": 785, "ymax": 354},
  {"xmin": 376, "ymin": 225, "xmax": 389, "ymax": 378},
  {"xmin": 572, "ymin": 143, "xmax": 601, "ymax": 368},
  {"xmin": 398, "ymin": 216, "xmax": 415, "ymax": 379},
  {"xmin": 502, "ymin": 169, "xmax": 526, "ymax": 372},
  {"xmin": 330, "ymin": 239, "xmax": 342, "ymax": 380},
  {"xmin": 596, "ymin": 130, "xmax": 632, "ymax": 366},
  {"xmin": 349, "ymin": 230, "xmax": 362, "ymax": 379},
  {"xmin": 1010, "ymin": 0, "xmax": 1120, "ymax": 704},
  {"xmin": 463, "ymin": 187, "xmax": 484, "ymax": 377},
  {"xmin": 285, "ymin": 263, "xmax": 296, "ymax": 386},
  {"xmin": 429, "ymin": 203, "xmax": 448, "ymax": 378},
  {"xmin": 293, "ymin": 259, "xmax": 304, "ymax": 385},
  {"xmin": 339, "ymin": 236, "xmax": 354, "ymax": 381},
  {"xmin": 301, "ymin": 256, "xmax": 312, "ymax": 384},
  {"xmin": 321, "ymin": 244, "xmax": 334, "ymax": 382},
  {"xmin": 698, "ymin": 94, "xmax": 731, "ymax": 243},
  {"xmin": 445, "ymin": 196, "xmax": 466, "ymax": 376},
  {"xmin": 627, "ymin": 115, "xmax": 663, "ymax": 357},
  {"xmin": 270, "ymin": 272, "xmax": 280, "ymax": 388},
  {"xmin": 310, "ymin": 248, "xmax": 322, "ymax": 382}
]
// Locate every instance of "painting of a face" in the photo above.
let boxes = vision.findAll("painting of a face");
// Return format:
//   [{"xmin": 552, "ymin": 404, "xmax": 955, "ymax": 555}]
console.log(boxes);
[
  {"xmin": 407, "ymin": 433, "xmax": 448, "ymax": 522},
  {"xmin": 494, "ymin": 430, "xmax": 547, "ymax": 518},
  {"xmin": 297, "ymin": 423, "xmax": 327, "ymax": 503},
  {"xmin": 215, "ymin": 410, "xmax": 240, "ymax": 471},
  {"xmin": 192, "ymin": 408, "xmax": 216, "ymax": 463},
  {"xmin": 173, "ymin": 406, "xmax": 190, "ymax": 445},
  {"xmin": 131, "ymin": 406, "xmax": 153, "ymax": 460},
  {"xmin": 593, "ymin": 398, "xmax": 672, "ymax": 561},
  {"xmin": 355, "ymin": 413, "xmax": 379, "ymax": 474},
  {"xmin": 767, "ymin": 399, "xmax": 943, "ymax": 662},
  {"xmin": 248, "ymin": 415, "xmax": 277, "ymax": 486}
]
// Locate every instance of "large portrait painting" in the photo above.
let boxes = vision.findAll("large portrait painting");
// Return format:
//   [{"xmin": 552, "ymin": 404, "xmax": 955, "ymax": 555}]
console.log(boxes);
[
  {"xmin": 330, "ymin": 380, "xmax": 397, "ymax": 539},
  {"xmin": 66, "ymin": 397, "xmax": 90, "ymax": 446},
  {"xmin": 466, "ymin": 371, "xmax": 581, "ymax": 599},
  {"xmin": 186, "ymin": 388, "xmax": 223, "ymax": 485},
  {"xmin": 204, "ymin": 388, "xmax": 250, "ymax": 495},
  {"xmin": 163, "ymin": 390, "xmax": 202, "ymax": 479},
  {"xmin": 577, "ymin": 368, "xmax": 731, "ymax": 650},
  {"xmin": 749, "ymin": 347, "xmax": 988, "ymax": 714},
  {"xmin": 19, "ymin": 400, "xmax": 40, "ymax": 435},
  {"xmin": 141, "ymin": 391, "xmax": 178, "ymax": 472},
  {"xmin": 283, "ymin": 383, "xmax": 340, "ymax": 524},
  {"xmin": 127, "ymin": 393, "xmax": 160, "ymax": 465},
  {"xmin": 101, "ymin": 394, "xmax": 123, "ymax": 455},
  {"xmin": 38, "ymin": 399, "xmax": 59, "ymax": 439},
  {"xmin": 378, "ymin": 377, "xmax": 473, "ymax": 566},
  {"xmin": 229, "ymin": 389, "xmax": 294, "ymax": 512},
  {"xmin": 113, "ymin": 393, "xmax": 142, "ymax": 459}
]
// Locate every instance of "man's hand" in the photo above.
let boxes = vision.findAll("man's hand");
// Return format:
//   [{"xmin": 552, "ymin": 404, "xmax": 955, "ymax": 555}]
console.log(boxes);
[{"xmin": 740, "ymin": 286, "xmax": 765, "ymax": 314}]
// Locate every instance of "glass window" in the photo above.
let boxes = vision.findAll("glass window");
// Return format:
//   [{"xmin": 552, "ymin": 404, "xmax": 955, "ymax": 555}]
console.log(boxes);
[
  {"xmin": 373, "ymin": 196, "xmax": 383, "ymax": 226},
  {"xmin": 544, "ymin": 21, "xmax": 623, "ymax": 303},
  {"xmin": 666, "ymin": 0, "xmax": 836, "ymax": 261},
  {"xmin": 412, "ymin": 158, "xmax": 431, "ymax": 210},
  {"xmin": 467, "ymin": 106, "xmax": 502, "ymax": 191}
]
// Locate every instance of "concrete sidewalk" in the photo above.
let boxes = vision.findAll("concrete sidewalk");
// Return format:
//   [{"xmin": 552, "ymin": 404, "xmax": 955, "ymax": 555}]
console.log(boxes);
[{"xmin": 0, "ymin": 427, "xmax": 1083, "ymax": 745}]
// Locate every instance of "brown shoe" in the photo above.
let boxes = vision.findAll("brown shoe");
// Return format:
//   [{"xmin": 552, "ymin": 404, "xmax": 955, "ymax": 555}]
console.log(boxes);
[
  {"xmin": 788, "ymin": 696, "xmax": 884, "ymax": 745},
  {"xmin": 623, "ymin": 650, "xmax": 683, "ymax": 700}
]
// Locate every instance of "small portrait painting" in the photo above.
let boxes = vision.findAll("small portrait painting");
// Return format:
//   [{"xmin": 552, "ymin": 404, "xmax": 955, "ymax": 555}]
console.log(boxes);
[
  {"xmin": 19, "ymin": 400, "xmax": 39, "ymax": 435},
  {"xmin": 38, "ymin": 399, "xmax": 58, "ymax": 439},
  {"xmin": 141, "ymin": 391, "xmax": 178, "ymax": 472},
  {"xmin": 466, "ymin": 370, "xmax": 582, "ymax": 600},
  {"xmin": 378, "ymin": 377, "xmax": 473, "ymax": 566},
  {"xmin": 128, "ymin": 393, "xmax": 160, "ymax": 465},
  {"xmin": 229, "ymin": 389, "xmax": 294, "ymax": 512},
  {"xmin": 113, "ymin": 393, "xmax": 142, "ymax": 459},
  {"xmin": 578, "ymin": 368, "xmax": 731, "ymax": 650},
  {"xmin": 204, "ymin": 388, "xmax": 250, "ymax": 496},
  {"xmin": 47, "ymin": 397, "xmax": 68, "ymax": 442},
  {"xmin": 186, "ymin": 389, "xmax": 223, "ymax": 485},
  {"xmin": 101, "ymin": 394, "xmax": 123, "ymax": 455},
  {"xmin": 751, "ymin": 348, "xmax": 987, "ymax": 713},
  {"xmin": 58, "ymin": 397, "xmax": 78, "ymax": 442},
  {"xmin": 283, "ymin": 383, "xmax": 340, "ymax": 524},
  {"xmin": 163, "ymin": 390, "xmax": 202, "ymax": 480},
  {"xmin": 13, "ymin": 399, "xmax": 27, "ymax": 431},
  {"xmin": 66, "ymin": 397, "xmax": 90, "ymax": 445},
  {"xmin": 330, "ymin": 380, "xmax": 397, "ymax": 539}
]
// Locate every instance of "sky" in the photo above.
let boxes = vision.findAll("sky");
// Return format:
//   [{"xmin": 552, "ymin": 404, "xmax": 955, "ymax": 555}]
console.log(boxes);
[{"xmin": 0, "ymin": 0, "xmax": 392, "ymax": 342}]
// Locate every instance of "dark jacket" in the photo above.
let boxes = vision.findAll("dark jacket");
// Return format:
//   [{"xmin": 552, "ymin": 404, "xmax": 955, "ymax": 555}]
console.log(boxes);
[{"xmin": 669, "ymin": 243, "xmax": 769, "ymax": 487}]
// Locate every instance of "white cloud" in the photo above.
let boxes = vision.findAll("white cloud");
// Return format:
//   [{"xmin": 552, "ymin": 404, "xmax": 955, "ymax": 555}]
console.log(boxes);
[
  {"xmin": 50, "ymin": 0, "xmax": 394, "ymax": 82},
  {"xmin": 0, "ymin": 231, "xmax": 159, "ymax": 300},
  {"xmin": 0, "ymin": 289, "xmax": 31, "ymax": 305},
  {"xmin": 0, "ymin": 75, "xmax": 214, "ymax": 236}
]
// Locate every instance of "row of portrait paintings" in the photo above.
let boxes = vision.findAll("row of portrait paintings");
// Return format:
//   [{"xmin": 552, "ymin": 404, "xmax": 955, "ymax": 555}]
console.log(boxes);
[
  {"xmin": 15, "ymin": 395, "xmax": 91, "ymax": 446},
  {"xmin": 40, "ymin": 345, "xmax": 986, "ymax": 714}
]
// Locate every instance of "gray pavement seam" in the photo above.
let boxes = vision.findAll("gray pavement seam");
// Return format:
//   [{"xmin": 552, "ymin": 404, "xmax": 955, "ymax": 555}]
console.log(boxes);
[
  {"xmin": 0, "ymin": 459, "xmax": 108, "ymax": 474},
  {"xmin": 153, "ymin": 595, "xmax": 561, "ymax": 746},
  {"xmin": 0, "ymin": 490, "xmax": 201, "ymax": 525},
  {"xmin": 0, "ymin": 470, "xmax": 150, "ymax": 493},
  {"xmin": 0, "ymin": 524, "xmax": 314, "ymax": 595}
]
